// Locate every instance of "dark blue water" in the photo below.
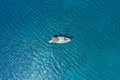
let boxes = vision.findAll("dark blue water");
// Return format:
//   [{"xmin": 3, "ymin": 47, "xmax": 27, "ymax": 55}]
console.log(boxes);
[{"xmin": 0, "ymin": 0, "xmax": 120, "ymax": 80}]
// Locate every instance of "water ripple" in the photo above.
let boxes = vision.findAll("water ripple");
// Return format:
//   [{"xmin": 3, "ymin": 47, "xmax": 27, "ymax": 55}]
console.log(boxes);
[{"xmin": 0, "ymin": 0, "xmax": 120, "ymax": 80}]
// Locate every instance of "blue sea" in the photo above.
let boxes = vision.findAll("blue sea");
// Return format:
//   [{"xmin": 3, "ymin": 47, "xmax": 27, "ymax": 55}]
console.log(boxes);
[{"xmin": 0, "ymin": 0, "xmax": 120, "ymax": 80}]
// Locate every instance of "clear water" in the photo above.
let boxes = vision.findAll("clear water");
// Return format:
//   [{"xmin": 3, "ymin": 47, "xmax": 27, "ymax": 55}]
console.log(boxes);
[{"xmin": 0, "ymin": 0, "xmax": 120, "ymax": 80}]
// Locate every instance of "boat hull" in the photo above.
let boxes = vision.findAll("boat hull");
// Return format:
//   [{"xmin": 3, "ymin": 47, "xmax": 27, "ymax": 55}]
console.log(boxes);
[{"xmin": 49, "ymin": 36, "xmax": 71, "ymax": 44}]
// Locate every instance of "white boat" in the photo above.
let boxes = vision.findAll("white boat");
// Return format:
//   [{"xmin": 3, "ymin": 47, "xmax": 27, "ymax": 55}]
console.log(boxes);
[{"xmin": 49, "ymin": 36, "xmax": 71, "ymax": 44}]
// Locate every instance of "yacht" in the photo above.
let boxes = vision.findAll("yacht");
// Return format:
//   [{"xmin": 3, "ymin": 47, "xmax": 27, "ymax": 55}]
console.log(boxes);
[{"xmin": 49, "ymin": 36, "xmax": 71, "ymax": 44}]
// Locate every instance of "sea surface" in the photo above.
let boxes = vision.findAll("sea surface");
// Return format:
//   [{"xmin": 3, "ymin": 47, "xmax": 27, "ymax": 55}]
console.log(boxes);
[{"xmin": 0, "ymin": 0, "xmax": 120, "ymax": 80}]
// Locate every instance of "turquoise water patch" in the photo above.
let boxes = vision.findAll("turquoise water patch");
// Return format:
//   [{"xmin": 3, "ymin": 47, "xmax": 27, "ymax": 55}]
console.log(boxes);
[{"xmin": 0, "ymin": 0, "xmax": 120, "ymax": 80}]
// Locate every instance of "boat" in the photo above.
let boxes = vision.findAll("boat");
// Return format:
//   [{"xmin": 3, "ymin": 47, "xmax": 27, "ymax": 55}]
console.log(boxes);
[{"xmin": 49, "ymin": 36, "xmax": 71, "ymax": 44}]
